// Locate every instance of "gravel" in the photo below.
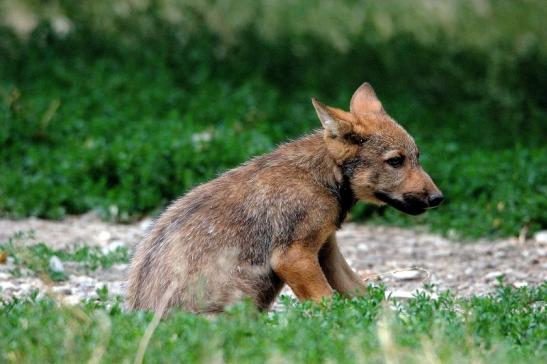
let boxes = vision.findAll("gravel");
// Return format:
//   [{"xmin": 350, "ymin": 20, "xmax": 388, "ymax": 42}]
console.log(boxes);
[{"xmin": 0, "ymin": 214, "xmax": 545, "ymax": 306}]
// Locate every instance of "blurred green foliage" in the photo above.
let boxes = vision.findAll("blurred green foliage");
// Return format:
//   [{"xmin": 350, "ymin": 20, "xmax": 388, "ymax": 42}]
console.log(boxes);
[{"xmin": 0, "ymin": 0, "xmax": 546, "ymax": 237}]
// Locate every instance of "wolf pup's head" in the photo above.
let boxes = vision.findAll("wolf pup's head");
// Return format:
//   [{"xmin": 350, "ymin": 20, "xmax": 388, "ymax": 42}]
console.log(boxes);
[{"xmin": 313, "ymin": 82, "xmax": 443, "ymax": 215}]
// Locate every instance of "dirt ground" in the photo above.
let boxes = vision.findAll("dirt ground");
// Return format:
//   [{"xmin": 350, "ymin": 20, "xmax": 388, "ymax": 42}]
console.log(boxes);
[{"xmin": 0, "ymin": 213, "xmax": 545, "ymax": 305}]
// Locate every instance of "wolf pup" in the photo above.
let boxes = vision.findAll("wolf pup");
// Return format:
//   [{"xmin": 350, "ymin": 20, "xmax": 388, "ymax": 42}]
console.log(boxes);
[{"xmin": 126, "ymin": 82, "xmax": 443, "ymax": 314}]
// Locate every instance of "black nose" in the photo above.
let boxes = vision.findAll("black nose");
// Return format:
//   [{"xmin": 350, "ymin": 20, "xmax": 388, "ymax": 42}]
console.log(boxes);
[{"xmin": 428, "ymin": 194, "xmax": 444, "ymax": 207}]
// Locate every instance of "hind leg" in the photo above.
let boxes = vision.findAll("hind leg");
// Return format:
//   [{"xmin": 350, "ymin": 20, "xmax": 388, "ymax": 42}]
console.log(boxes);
[{"xmin": 195, "ymin": 266, "xmax": 285, "ymax": 312}]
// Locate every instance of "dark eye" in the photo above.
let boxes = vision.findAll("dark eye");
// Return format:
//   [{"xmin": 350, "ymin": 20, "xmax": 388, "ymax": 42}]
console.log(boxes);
[
  {"xmin": 355, "ymin": 137, "xmax": 366, "ymax": 145},
  {"xmin": 386, "ymin": 156, "xmax": 405, "ymax": 168}
]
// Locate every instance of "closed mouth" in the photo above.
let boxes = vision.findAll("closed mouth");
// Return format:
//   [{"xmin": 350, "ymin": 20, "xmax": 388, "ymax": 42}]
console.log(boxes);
[{"xmin": 374, "ymin": 191, "xmax": 428, "ymax": 216}]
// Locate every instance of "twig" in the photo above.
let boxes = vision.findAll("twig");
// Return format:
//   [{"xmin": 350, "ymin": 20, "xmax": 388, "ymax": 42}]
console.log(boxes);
[
  {"xmin": 133, "ymin": 282, "xmax": 178, "ymax": 364},
  {"xmin": 363, "ymin": 266, "xmax": 431, "ymax": 283}
]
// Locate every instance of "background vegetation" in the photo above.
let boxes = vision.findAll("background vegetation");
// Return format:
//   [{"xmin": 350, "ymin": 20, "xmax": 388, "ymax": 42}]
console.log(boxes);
[
  {"xmin": 1, "ymin": 3, "xmax": 546, "ymax": 363},
  {"xmin": 1, "ymin": 0, "xmax": 546, "ymax": 238}
]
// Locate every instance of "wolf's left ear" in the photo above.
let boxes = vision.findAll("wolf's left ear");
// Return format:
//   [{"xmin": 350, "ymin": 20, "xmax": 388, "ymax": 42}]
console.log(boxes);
[
  {"xmin": 350, "ymin": 82, "xmax": 384, "ymax": 115},
  {"xmin": 312, "ymin": 98, "xmax": 353, "ymax": 137}
]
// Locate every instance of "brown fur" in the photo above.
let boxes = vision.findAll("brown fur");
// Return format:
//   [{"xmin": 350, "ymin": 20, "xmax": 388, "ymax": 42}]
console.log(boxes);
[{"xmin": 126, "ymin": 82, "xmax": 442, "ymax": 314}]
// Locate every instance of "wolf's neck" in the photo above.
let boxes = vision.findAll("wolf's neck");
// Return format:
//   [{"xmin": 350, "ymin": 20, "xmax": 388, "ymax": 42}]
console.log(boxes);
[
  {"xmin": 279, "ymin": 130, "xmax": 339, "ymax": 185},
  {"xmin": 280, "ymin": 131, "xmax": 357, "ymax": 225}
]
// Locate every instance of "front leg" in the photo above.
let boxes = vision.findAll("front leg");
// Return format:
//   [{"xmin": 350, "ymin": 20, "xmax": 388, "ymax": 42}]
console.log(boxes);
[
  {"xmin": 319, "ymin": 234, "xmax": 366, "ymax": 296},
  {"xmin": 271, "ymin": 242, "xmax": 333, "ymax": 303}
]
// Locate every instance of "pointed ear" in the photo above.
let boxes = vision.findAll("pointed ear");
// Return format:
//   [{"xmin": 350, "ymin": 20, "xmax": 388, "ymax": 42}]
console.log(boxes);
[
  {"xmin": 350, "ymin": 82, "xmax": 384, "ymax": 115},
  {"xmin": 312, "ymin": 98, "xmax": 353, "ymax": 137}
]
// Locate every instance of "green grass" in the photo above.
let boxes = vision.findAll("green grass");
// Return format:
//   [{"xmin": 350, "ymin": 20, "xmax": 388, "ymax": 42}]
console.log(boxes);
[
  {"xmin": 1, "ymin": 1, "xmax": 546, "ymax": 238},
  {"xmin": 0, "ymin": 232, "xmax": 129, "ymax": 281},
  {"xmin": 0, "ymin": 283, "xmax": 545, "ymax": 363}
]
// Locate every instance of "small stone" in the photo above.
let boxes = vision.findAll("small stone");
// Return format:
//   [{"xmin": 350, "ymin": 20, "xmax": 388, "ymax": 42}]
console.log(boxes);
[
  {"xmin": 49, "ymin": 256, "xmax": 64, "ymax": 273},
  {"xmin": 97, "ymin": 230, "xmax": 112, "ymax": 243},
  {"xmin": 484, "ymin": 271, "xmax": 504, "ymax": 281},
  {"xmin": 392, "ymin": 270, "xmax": 422, "ymax": 281},
  {"xmin": 0, "ymin": 281, "xmax": 15, "ymax": 291},
  {"xmin": 533, "ymin": 231, "xmax": 547, "ymax": 243},
  {"xmin": 18, "ymin": 283, "xmax": 34, "ymax": 294},
  {"xmin": 108, "ymin": 205, "xmax": 119, "ymax": 217},
  {"xmin": 513, "ymin": 281, "xmax": 528, "ymax": 288},
  {"xmin": 357, "ymin": 243, "xmax": 368, "ymax": 251},
  {"xmin": 101, "ymin": 240, "xmax": 125, "ymax": 254},
  {"xmin": 388, "ymin": 289, "xmax": 438, "ymax": 300},
  {"xmin": 389, "ymin": 290, "xmax": 414, "ymax": 299},
  {"xmin": 139, "ymin": 218, "xmax": 153, "ymax": 232}
]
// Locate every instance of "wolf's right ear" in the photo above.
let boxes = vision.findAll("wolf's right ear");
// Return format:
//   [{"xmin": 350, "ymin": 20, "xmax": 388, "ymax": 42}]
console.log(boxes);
[
  {"xmin": 312, "ymin": 98, "xmax": 353, "ymax": 137},
  {"xmin": 350, "ymin": 82, "xmax": 384, "ymax": 115}
]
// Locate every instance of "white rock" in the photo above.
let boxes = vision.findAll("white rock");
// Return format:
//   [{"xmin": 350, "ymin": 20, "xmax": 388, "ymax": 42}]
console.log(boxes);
[
  {"xmin": 357, "ymin": 243, "xmax": 368, "ymax": 251},
  {"xmin": 388, "ymin": 289, "xmax": 439, "ymax": 300},
  {"xmin": 97, "ymin": 230, "xmax": 112, "ymax": 243},
  {"xmin": 484, "ymin": 271, "xmax": 504, "ymax": 281},
  {"xmin": 392, "ymin": 270, "xmax": 422, "ymax": 281},
  {"xmin": 108, "ymin": 205, "xmax": 119, "ymax": 217},
  {"xmin": 102, "ymin": 240, "xmax": 125, "ymax": 254},
  {"xmin": 388, "ymin": 290, "xmax": 414, "ymax": 299},
  {"xmin": 18, "ymin": 283, "xmax": 35, "ymax": 293},
  {"xmin": 513, "ymin": 281, "xmax": 528, "ymax": 288},
  {"xmin": 49, "ymin": 256, "xmax": 64, "ymax": 273},
  {"xmin": 0, "ymin": 281, "xmax": 15, "ymax": 290},
  {"xmin": 139, "ymin": 218, "xmax": 153, "ymax": 232},
  {"xmin": 533, "ymin": 230, "xmax": 547, "ymax": 243}
]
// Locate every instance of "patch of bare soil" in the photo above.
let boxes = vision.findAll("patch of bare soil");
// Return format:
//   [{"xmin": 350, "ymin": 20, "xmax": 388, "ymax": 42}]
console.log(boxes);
[{"xmin": 0, "ymin": 214, "xmax": 545, "ymax": 305}]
